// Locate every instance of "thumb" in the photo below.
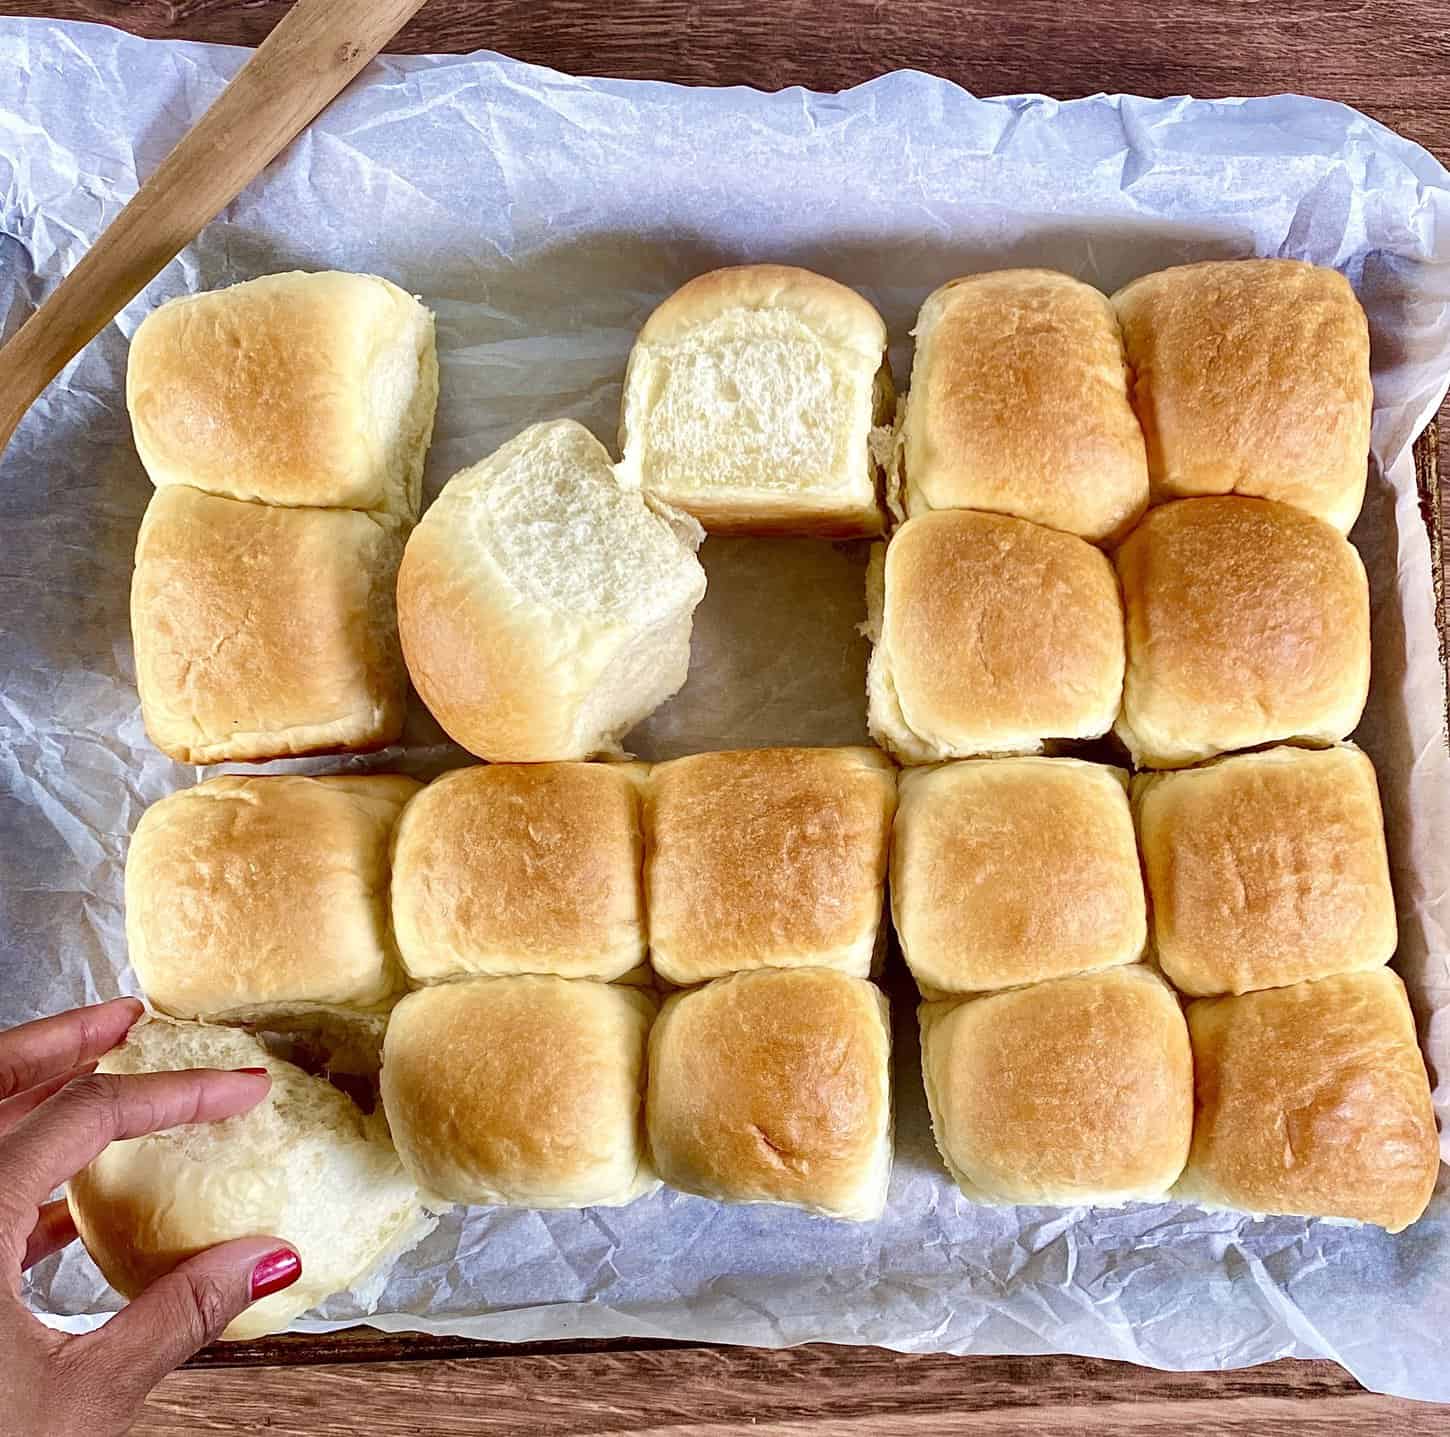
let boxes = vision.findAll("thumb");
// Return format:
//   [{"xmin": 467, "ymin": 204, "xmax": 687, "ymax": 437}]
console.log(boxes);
[{"xmin": 73, "ymin": 1237, "xmax": 301, "ymax": 1399}]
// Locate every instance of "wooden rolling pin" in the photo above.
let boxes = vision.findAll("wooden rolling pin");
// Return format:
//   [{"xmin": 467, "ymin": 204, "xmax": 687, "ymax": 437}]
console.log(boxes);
[{"xmin": 0, "ymin": 0, "xmax": 429, "ymax": 455}]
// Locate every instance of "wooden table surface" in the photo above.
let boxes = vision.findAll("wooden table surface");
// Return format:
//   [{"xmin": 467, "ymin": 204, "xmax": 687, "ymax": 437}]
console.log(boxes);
[{"xmin": 7, "ymin": 2, "xmax": 1450, "ymax": 1431}]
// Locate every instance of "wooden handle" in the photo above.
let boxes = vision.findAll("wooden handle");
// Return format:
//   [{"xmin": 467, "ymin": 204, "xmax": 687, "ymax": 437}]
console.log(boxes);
[{"xmin": 0, "ymin": 0, "xmax": 430, "ymax": 453}]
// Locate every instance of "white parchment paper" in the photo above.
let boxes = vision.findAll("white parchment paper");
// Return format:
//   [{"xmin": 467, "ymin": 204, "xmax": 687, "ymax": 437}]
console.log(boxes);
[{"xmin": 3, "ymin": 16, "xmax": 1450, "ymax": 1401}]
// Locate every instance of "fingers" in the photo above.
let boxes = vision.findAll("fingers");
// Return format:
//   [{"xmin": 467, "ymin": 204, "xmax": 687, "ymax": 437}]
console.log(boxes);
[
  {"xmin": 0, "ymin": 1062, "xmax": 97, "ymax": 1138},
  {"xmin": 71, "ymin": 1238, "xmax": 301, "ymax": 1398},
  {"xmin": 0, "ymin": 999, "xmax": 143, "ymax": 1105},
  {"xmin": 1, "ymin": 1068, "xmax": 271, "ymax": 1213},
  {"xmin": 22, "ymin": 1199, "xmax": 77, "ymax": 1269}
]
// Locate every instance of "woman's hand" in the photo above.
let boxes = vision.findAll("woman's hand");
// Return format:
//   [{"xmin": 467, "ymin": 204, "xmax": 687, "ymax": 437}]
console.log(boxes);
[{"xmin": 0, "ymin": 998, "xmax": 301, "ymax": 1437}]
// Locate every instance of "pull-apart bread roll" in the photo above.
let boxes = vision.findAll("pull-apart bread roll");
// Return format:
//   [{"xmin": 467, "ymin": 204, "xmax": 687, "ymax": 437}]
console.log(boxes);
[
  {"xmin": 647, "ymin": 968, "xmax": 892, "ymax": 1220},
  {"xmin": 644, "ymin": 747, "xmax": 896, "ymax": 986},
  {"xmin": 892, "ymin": 758, "xmax": 1145, "ymax": 997},
  {"xmin": 126, "ymin": 773, "xmax": 417, "ymax": 1066},
  {"xmin": 397, "ymin": 419, "xmax": 707, "ymax": 762},
  {"xmin": 867, "ymin": 509, "xmax": 1125, "ymax": 763},
  {"xmin": 1134, "ymin": 745, "xmax": 1397, "ymax": 996},
  {"xmin": 1113, "ymin": 259, "xmax": 1372, "ymax": 532},
  {"xmin": 67, "ymin": 1018, "xmax": 433, "ymax": 1340},
  {"xmin": 391, "ymin": 761, "xmax": 648, "ymax": 985},
  {"xmin": 1177, "ymin": 971, "xmax": 1438, "ymax": 1233},
  {"xmin": 127, "ymin": 270, "xmax": 438, "ymax": 520},
  {"xmin": 381, "ymin": 976, "xmax": 657, "ymax": 1209},
  {"xmin": 1115, "ymin": 496, "xmax": 1370, "ymax": 768},
  {"xmin": 618, "ymin": 264, "xmax": 894, "ymax": 536},
  {"xmin": 898, "ymin": 270, "xmax": 1148, "ymax": 544},
  {"xmin": 921, "ymin": 967, "xmax": 1193, "ymax": 1207},
  {"xmin": 131, "ymin": 487, "xmax": 408, "ymax": 764}
]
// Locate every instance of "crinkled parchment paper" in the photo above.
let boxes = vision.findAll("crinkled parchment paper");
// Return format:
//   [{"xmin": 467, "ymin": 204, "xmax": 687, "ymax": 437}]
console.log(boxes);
[{"xmin": 3, "ymin": 16, "xmax": 1450, "ymax": 1401}]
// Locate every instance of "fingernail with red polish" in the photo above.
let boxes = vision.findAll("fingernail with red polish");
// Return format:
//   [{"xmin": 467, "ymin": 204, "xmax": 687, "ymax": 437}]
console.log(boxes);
[
  {"xmin": 250, "ymin": 1248, "xmax": 301, "ymax": 1301},
  {"xmin": 237, "ymin": 1067, "xmax": 269, "ymax": 1076}
]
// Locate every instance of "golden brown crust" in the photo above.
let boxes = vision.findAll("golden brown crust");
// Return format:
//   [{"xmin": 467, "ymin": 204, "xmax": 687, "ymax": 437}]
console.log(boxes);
[
  {"xmin": 380, "ymin": 976, "xmax": 658, "ymax": 1209},
  {"xmin": 892, "ymin": 758, "xmax": 1145, "ymax": 996},
  {"xmin": 126, "ymin": 774, "xmax": 418, "ymax": 1022},
  {"xmin": 1134, "ymin": 746, "xmax": 1397, "ymax": 996},
  {"xmin": 1113, "ymin": 259, "xmax": 1372, "ymax": 532},
  {"xmin": 1114, "ymin": 496, "xmax": 1370, "ymax": 768},
  {"xmin": 868, "ymin": 510, "xmax": 1125, "ymax": 762},
  {"xmin": 1177, "ymin": 971, "xmax": 1438, "ymax": 1233},
  {"xmin": 644, "ymin": 748, "xmax": 896, "ymax": 985},
  {"xmin": 130, "ymin": 487, "xmax": 407, "ymax": 765},
  {"xmin": 391, "ymin": 762, "xmax": 647, "ymax": 984},
  {"xmin": 920, "ymin": 967, "xmax": 1193, "ymax": 1205},
  {"xmin": 646, "ymin": 968, "xmax": 892, "ymax": 1219},
  {"xmin": 901, "ymin": 270, "xmax": 1148, "ymax": 543}
]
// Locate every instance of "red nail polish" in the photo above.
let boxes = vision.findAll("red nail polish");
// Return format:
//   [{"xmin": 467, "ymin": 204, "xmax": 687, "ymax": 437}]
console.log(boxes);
[
  {"xmin": 237, "ymin": 1067, "xmax": 269, "ymax": 1076},
  {"xmin": 250, "ymin": 1248, "xmax": 301, "ymax": 1301}
]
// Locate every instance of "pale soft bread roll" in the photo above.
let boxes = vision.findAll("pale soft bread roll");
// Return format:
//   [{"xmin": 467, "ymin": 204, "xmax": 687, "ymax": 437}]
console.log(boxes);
[
  {"xmin": 1115, "ymin": 496, "xmax": 1370, "ymax": 769},
  {"xmin": 920, "ymin": 966, "xmax": 1192, "ymax": 1206},
  {"xmin": 127, "ymin": 271, "xmax": 438, "ymax": 520},
  {"xmin": 1113, "ymin": 259, "xmax": 1371, "ymax": 532},
  {"xmin": 867, "ymin": 510, "xmax": 1125, "ymax": 763},
  {"xmin": 131, "ymin": 486, "xmax": 407, "ymax": 765},
  {"xmin": 391, "ymin": 762, "xmax": 647, "ymax": 985},
  {"xmin": 67, "ymin": 1018, "xmax": 434, "ymax": 1341},
  {"xmin": 646, "ymin": 968, "xmax": 892, "ymax": 1220},
  {"xmin": 1177, "ymin": 971, "xmax": 1438, "ymax": 1233},
  {"xmin": 645, "ymin": 747, "xmax": 896, "ymax": 986},
  {"xmin": 126, "ymin": 775, "xmax": 417, "ymax": 1064},
  {"xmin": 380, "ymin": 976, "xmax": 658, "ymax": 1209},
  {"xmin": 1134, "ymin": 746, "xmax": 1397, "ymax": 996},
  {"xmin": 898, "ymin": 270, "xmax": 1148, "ymax": 543},
  {"xmin": 618, "ymin": 264, "xmax": 894, "ymax": 536},
  {"xmin": 396, "ymin": 419, "xmax": 707, "ymax": 763},
  {"xmin": 892, "ymin": 758, "xmax": 1145, "ymax": 997}
]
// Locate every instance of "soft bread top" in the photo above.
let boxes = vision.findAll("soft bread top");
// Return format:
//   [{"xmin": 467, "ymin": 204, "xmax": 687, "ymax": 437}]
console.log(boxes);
[
  {"xmin": 131, "ymin": 486, "xmax": 407, "ymax": 765},
  {"xmin": 1176, "ymin": 971, "xmax": 1438, "ymax": 1233},
  {"xmin": 920, "ymin": 966, "xmax": 1193, "ymax": 1206},
  {"xmin": 67, "ymin": 1019, "xmax": 433, "ymax": 1341},
  {"xmin": 892, "ymin": 758, "xmax": 1145, "ymax": 996},
  {"xmin": 1115, "ymin": 496, "xmax": 1370, "ymax": 768},
  {"xmin": 1134, "ymin": 745, "xmax": 1397, "ymax": 996},
  {"xmin": 390, "ymin": 762, "xmax": 648, "ymax": 984},
  {"xmin": 381, "ymin": 976, "xmax": 658, "ymax": 1209},
  {"xmin": 126, "ymin": 773, "xmax": 417, "ymax": 1024},
  {"xmin": 396, "ymin": 419, "xmax": 707, "ymax": 763},
  {"xmin": 646, "ymin": 967, "xmax": 893, "ymax": 1221},
  {"xmin": 867, "ymin": 509, "xmax": 1126, "ymax": 763},
  {"xmin": 899, "ymin": 269, "xmax": 1148, "ymax": 543},
  {"xmin": 1113, "ymin": 259, "xmax": 1372, "ymax": 532},
  {"xmin": 618, "ymin": 264, "xmax": 893, "ymax": 536},
  {"xmin": 127, "ymin": 271, "xmax": 438, "ymax": 519},
  {"xmin": 645, "ymin": 747, "xmax": 896, "ymax": 985}
]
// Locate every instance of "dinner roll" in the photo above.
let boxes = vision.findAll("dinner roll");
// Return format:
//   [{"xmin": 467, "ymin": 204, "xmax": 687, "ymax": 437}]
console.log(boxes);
[
  {"xmin": 892, "ymin": 758, "xmax": 1145, "ymax": 996},
  {"xmin": 127, "ymin": 271, "xmax": 438, "ymax": 520},
  {"xmin": 1115, "ymin": 497, "xmax": 1370, "ymax": 768},
  {"xmin": 67, "ymin": 1018, "xmax": 434, "ymax": 1341},
  {"xmin": 1114, "ymin": 259, "xmax": 1371, "ymax": 532},
  {"xmin": 897, "ymin": 270, "xmax": 1148, "ymax": 543},
  {"xmin": 867, "ymin": 510, "xmax": 1125, "ymax": 763},
  {"xmin": 1177, "ymin": 971, "xmax": 1437, "ymax": 1233},
  {"xmin": 647, "ymin": 968, "xmax": 892, "ymax": 1220},
  {"xmin": 920, "ymin": 967, "xmax": 1192, "ymax": 1206},
  {"xmin": 1135, "ymin": 746, "xmax": 1397, "ymax": 996},
  {"xmin": 645, "ymin": 747, "xmax": 895, "ymax": 986},
  {"xmin": 126, "ymin": 774, "xmax": 417, "ymax": 1060},
  {"xmin": 396, "ymin": 419, "xmax": 707, "ymax": 763},
  {"xmin": 618, "ymin": 264, "xmax": 894, "ymax": 536},
  {"xmin": 381, "ymin": 977, "xmax": 657, "ymax": 1209},
  {"xmin": 131, "ymin": 486, "xmax": 407, "ymax": 764},
  {"xmin": 391, "ymin": 762, "xmax": 647, "ymax": 985}
]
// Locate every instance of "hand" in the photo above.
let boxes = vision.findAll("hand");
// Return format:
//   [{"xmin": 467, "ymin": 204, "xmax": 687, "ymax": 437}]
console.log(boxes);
[{"xmin": 0, "ymin": 998, "xmax": 301, "ymax": 1437}]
